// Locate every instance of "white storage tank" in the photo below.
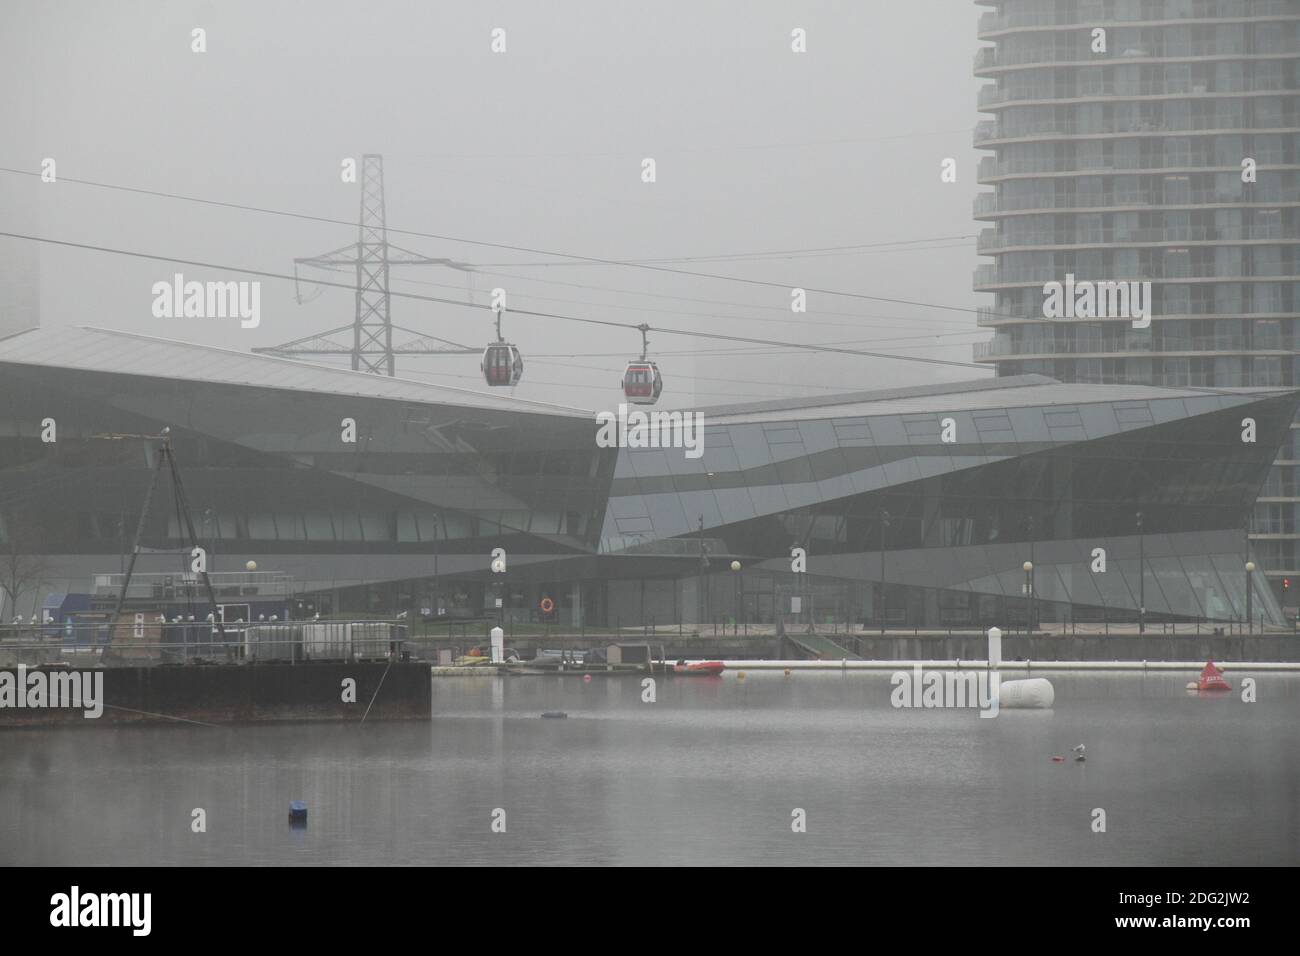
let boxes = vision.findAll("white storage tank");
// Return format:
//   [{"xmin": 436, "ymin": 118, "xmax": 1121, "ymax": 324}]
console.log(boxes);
[
  {"xmin": 243, "ymin": 623, "xmax": 301, "ymax": 662},
  {"xmin": 301, "ymin": 621, "xmax": 351, "ymax": 661},
  {"xmin": 352, "ymin": 622, "xmax": 393, "ymax": 660}
]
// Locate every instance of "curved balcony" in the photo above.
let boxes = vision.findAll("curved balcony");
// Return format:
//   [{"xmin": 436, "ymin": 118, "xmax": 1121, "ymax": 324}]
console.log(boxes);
[
  {"xmin": 973, "ymin": 192, "xmax": 999, "ymax": 218},
  {"xmin": 977, "ymin": 223, "xmax": 1298, "ymax": 254},
  {"xmin": 977, "ymin": 114, "xmax": 1300, "ymax": 147},
  {"xmin": 976, "ymin": 152, "xmax": 1300, "ymax": 181},
  {"xmin": 978, "ymin": 4, "xmax": 1298, "ymax": 40},
  {"xmin": 980, "ymin": 44, "xmax": 1300, "ymax": 76},
  {"xmin": 974, "ymin": 264, "xmax": 1300, "ymax": 290},
  {"xmin": 977, "ymin": 191, "xmax": 1300, "ymax": 217},
  {"xmin": 981, "ymin": 79, "xmax": 1300, "ymax": 111},
  {"xmin": 976, "ymin": 307, "xmax": 1300, "ymax": 328}
]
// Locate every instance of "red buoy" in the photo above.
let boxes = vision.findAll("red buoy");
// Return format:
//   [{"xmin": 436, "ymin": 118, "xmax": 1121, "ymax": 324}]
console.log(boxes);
[{"xmin": 1198, "ymin": 660, "xmax": 1231, "ymax": 693}]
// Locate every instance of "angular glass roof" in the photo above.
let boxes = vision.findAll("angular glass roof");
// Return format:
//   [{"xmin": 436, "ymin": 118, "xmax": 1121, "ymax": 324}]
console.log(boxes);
[{"xmin": 0, "ymin": 325, "xmax": 591, "ymax": 417}]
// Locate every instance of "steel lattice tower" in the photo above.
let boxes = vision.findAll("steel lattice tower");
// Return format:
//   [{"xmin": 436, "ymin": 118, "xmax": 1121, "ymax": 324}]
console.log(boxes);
[
  {"xmin": 353, "ymin": 154, "xmax": 396, "ymax": 374},
  {"xmin": 256, "ymin": 153, "xmax": 476, "ymax": 374}
]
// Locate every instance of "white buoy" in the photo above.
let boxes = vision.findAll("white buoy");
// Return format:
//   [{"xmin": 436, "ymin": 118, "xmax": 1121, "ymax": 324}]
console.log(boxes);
[{"xmin": 998, "ymin": 676, "xmax": 1055, "ymax": 709}]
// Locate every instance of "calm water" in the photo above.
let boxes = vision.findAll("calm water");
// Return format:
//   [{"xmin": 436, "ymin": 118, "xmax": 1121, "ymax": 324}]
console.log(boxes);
[{"xmin": 2, "ymin": 670, "xmax": 1297, "ymax": 866}]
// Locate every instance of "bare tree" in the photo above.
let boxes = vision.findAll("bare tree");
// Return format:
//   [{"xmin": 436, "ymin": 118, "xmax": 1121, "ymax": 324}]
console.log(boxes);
[{"xmin": 0, "ymin": 512, "xmax": 53, "ymax": 622}]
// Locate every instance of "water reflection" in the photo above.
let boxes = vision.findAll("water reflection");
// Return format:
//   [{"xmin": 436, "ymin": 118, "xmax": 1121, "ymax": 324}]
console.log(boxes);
[{"xmin": 1, "ymin": 671, "xmax": 1296, "ymax": 865}]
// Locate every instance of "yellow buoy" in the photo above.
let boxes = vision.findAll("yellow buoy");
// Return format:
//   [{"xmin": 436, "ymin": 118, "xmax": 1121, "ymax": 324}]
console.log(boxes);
[{"xmin": 737, "ymin": 671, "xmax": 746, "ymax": 680}]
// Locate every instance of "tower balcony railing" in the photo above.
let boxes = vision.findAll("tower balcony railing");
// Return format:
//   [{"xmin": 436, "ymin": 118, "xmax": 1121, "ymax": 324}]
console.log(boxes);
[
  {"xmin": 979, "ymin": 1, "xmax": 1298, "ymax": 37},
  {"xmin": 982, "ymin": 187, "xmax": 1300, "ymax": 209},
  {"xmin": 977, "ymin": 263, "xmax": 1300, "ymax": 286},
  {"xmin": 978, "ymin": 305, "xmax": 1300, "ymax": 326},
  {"xmin": 978, "ymin": 153, "xmax": 1300, "ymax": 181},
  {"xmin": 982, "ymin": 114, "xmax": 1300, "ymax": 142},
  {"xmin": 986, "ymin": 77, "xmax": 1300, "ymax": 104},
  {"xmin": 977, "ymin": 307, "xmax": 1020, "ymax": 327},
  {"xmin": 987, "ymin": 41, "xmax": 1299, "ymax": 71},
  {"xmin": 977, "ymin": 84, "xmax": 1009, "ymax": 109},
  {"xmin": 978, "ymin": 223, "xmax": 1292, "ymax": 251}
]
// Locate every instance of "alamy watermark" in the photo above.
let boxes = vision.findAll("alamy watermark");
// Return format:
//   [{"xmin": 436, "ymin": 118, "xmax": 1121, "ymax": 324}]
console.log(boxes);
[
  {"xmin": 1042, "ymin": 274, "xmax": 1151, "ymax": 329},
  {"xmin": 0, "ymin": 664, "xmax": 103, "ymax": 718},
  {"xmin": 151, "ymin": 273, "xmax": 261, "ymax": 328},
  {"xmin": 595, "ymin": 404, "xmax": 704, "ymax": 459},
  {"xmin": 50, "ymin": 886, "xmax": 150, "ymax": 936},
  {"xmin": 891, "ymin": 664, "xmax": 1000, "ymax": 717}
]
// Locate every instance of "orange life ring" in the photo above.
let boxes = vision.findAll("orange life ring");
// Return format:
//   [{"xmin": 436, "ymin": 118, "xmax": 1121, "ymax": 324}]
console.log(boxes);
[{"xmin": 539, "ymin": 597, "xmax": 555, "ymax": 614}]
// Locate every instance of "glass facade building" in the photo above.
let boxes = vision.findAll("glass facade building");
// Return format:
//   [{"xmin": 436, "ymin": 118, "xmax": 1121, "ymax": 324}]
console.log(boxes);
[
  {"xmin": 0, "ymin": 174, "xmax": 38, "ymax": 339},
  {"xmin": 2, "ymin": 327, "xmax": 1296, "ymax": 629},
  {"xmin": 972, "ymin": 0, "xmax": 1300, "ymax": 602}
]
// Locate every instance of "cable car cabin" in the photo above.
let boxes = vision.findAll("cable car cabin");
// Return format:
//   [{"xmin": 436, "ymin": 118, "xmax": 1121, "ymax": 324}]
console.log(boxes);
[
  {"xmin": 622, "ymin": 361, "xmax": 663, "ymax": 405},
  {"xmin": 482, "ymin": 343, "xmax": 524, "ymax": 387}
]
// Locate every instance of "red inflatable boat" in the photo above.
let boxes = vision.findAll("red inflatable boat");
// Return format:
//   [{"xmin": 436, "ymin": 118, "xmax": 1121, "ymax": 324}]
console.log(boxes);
[
  {"xmin": 672, "ymin": 661, "xmax": 725, "ymax": 677},
  {"xmin": 1197, "ymin": 660, "xmax": 1231, "ymax": 693}
]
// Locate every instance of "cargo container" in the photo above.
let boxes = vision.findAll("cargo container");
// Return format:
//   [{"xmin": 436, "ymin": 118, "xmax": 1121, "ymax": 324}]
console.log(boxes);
[
  {"xmin": 243, "ymin": 623, "xmax": 303, "ymax": 662},
  {"xmin": 351, "ymin": 622, "xmax": 398, "ymax": 660},
  {"xmin": 240, "ymin": 622, "xmax": 406, "ymax": 662}
]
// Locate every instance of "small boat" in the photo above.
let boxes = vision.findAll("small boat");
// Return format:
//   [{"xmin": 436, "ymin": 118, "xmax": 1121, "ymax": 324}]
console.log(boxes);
[
  {"xmin": 671, "ymin": 660, "xmax": 725, "ymax": 677},
  {"xmin": 1197, "ymin": 661, "xmax": 1231, "ymax": 693}
]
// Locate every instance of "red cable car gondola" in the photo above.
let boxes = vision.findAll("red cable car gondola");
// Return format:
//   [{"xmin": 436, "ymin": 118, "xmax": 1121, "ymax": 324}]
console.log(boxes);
[
  {"xmin": 622, "ymin": 324, "xmax": 663, "ymax": 405},
  {"xmin": 481, "ymin": 307, "xmax": 524, "ymax": 387}
]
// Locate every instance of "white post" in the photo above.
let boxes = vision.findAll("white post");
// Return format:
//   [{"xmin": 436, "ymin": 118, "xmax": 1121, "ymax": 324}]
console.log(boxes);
[
  {"xmin": 489, "ymin": 625, "xmax": 504, "ymax": 663},
  {"xmin": 987, "ymin": 626, "xmax": 1002, "ymax": 668}
]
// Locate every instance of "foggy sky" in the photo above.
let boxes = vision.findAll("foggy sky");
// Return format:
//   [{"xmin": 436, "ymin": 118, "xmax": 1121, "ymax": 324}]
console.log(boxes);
[{"xmin": 1, "ymin": 0, "xmax": 989, "ymax": 410}]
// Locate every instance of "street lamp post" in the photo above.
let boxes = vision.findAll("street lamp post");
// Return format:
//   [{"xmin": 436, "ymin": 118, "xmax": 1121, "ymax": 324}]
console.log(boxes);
[
  {"xmin": 731, "ymin": 560, "xmax": 742, "ymax": 636},
  {"xmin": 879, "ymin": 510, "xmax": 890, "ymax": 635},
  {"xmin": 1136, "ymin": 511, "xmax": 1145, "ymax": 635},
  {"xmin": 431, "ymin": 515, "xmax": 439, "ymax": 619},
  {"xmin": 697, "ymin": 515, "xmax": 710, "ymax": 628},
  {"xmin": 491, "ymin": 551, "xmax": 506, "ymax": 630},
  {"xmin": 1246, "ymin": 560, "xmax": 1256, "ymax": 635},
  {"xmin": 1023, "ymin": 561, "xmax": 1034, "ymax": 635}
]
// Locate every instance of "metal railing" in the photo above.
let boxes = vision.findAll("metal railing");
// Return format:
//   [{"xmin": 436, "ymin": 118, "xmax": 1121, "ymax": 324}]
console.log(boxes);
[
  {"xmin": 986, "ymin": 78, "xmax": 1299, "ymax": 107},
  {"xmin": 977, "ymin": 223, "xmax": 1292, "ymax": 252},
  {"xmin": 984, "ymin": 42, "xmax": 1296, "ymax": 71},
  {"xmin": 977, "ymin": 153, "xmax": 1300, "ymax": 181},
  {"xmin": 975, "ymin": 265, "xmax": 1300, "ymax": 287},
  {"xmin": 90, "ymin": 570, "xmax": 295, "ymax": 599},
  {"xmin": 979, "ymin": 115, "xmax": 1300, "ymax": 144},
  {"xmin": 980, "ymin": 2, "xmax": 1295, "ymax": 36},
  {"xmin": 0, "ymin": 620, "xmax": 407, "ymax": 666}
]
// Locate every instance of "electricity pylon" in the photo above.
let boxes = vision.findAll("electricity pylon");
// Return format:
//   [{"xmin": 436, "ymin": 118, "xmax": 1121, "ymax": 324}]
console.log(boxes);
[{"xmin": 256, "ymin": 154, "xmax": 476, "ymax": 375}]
